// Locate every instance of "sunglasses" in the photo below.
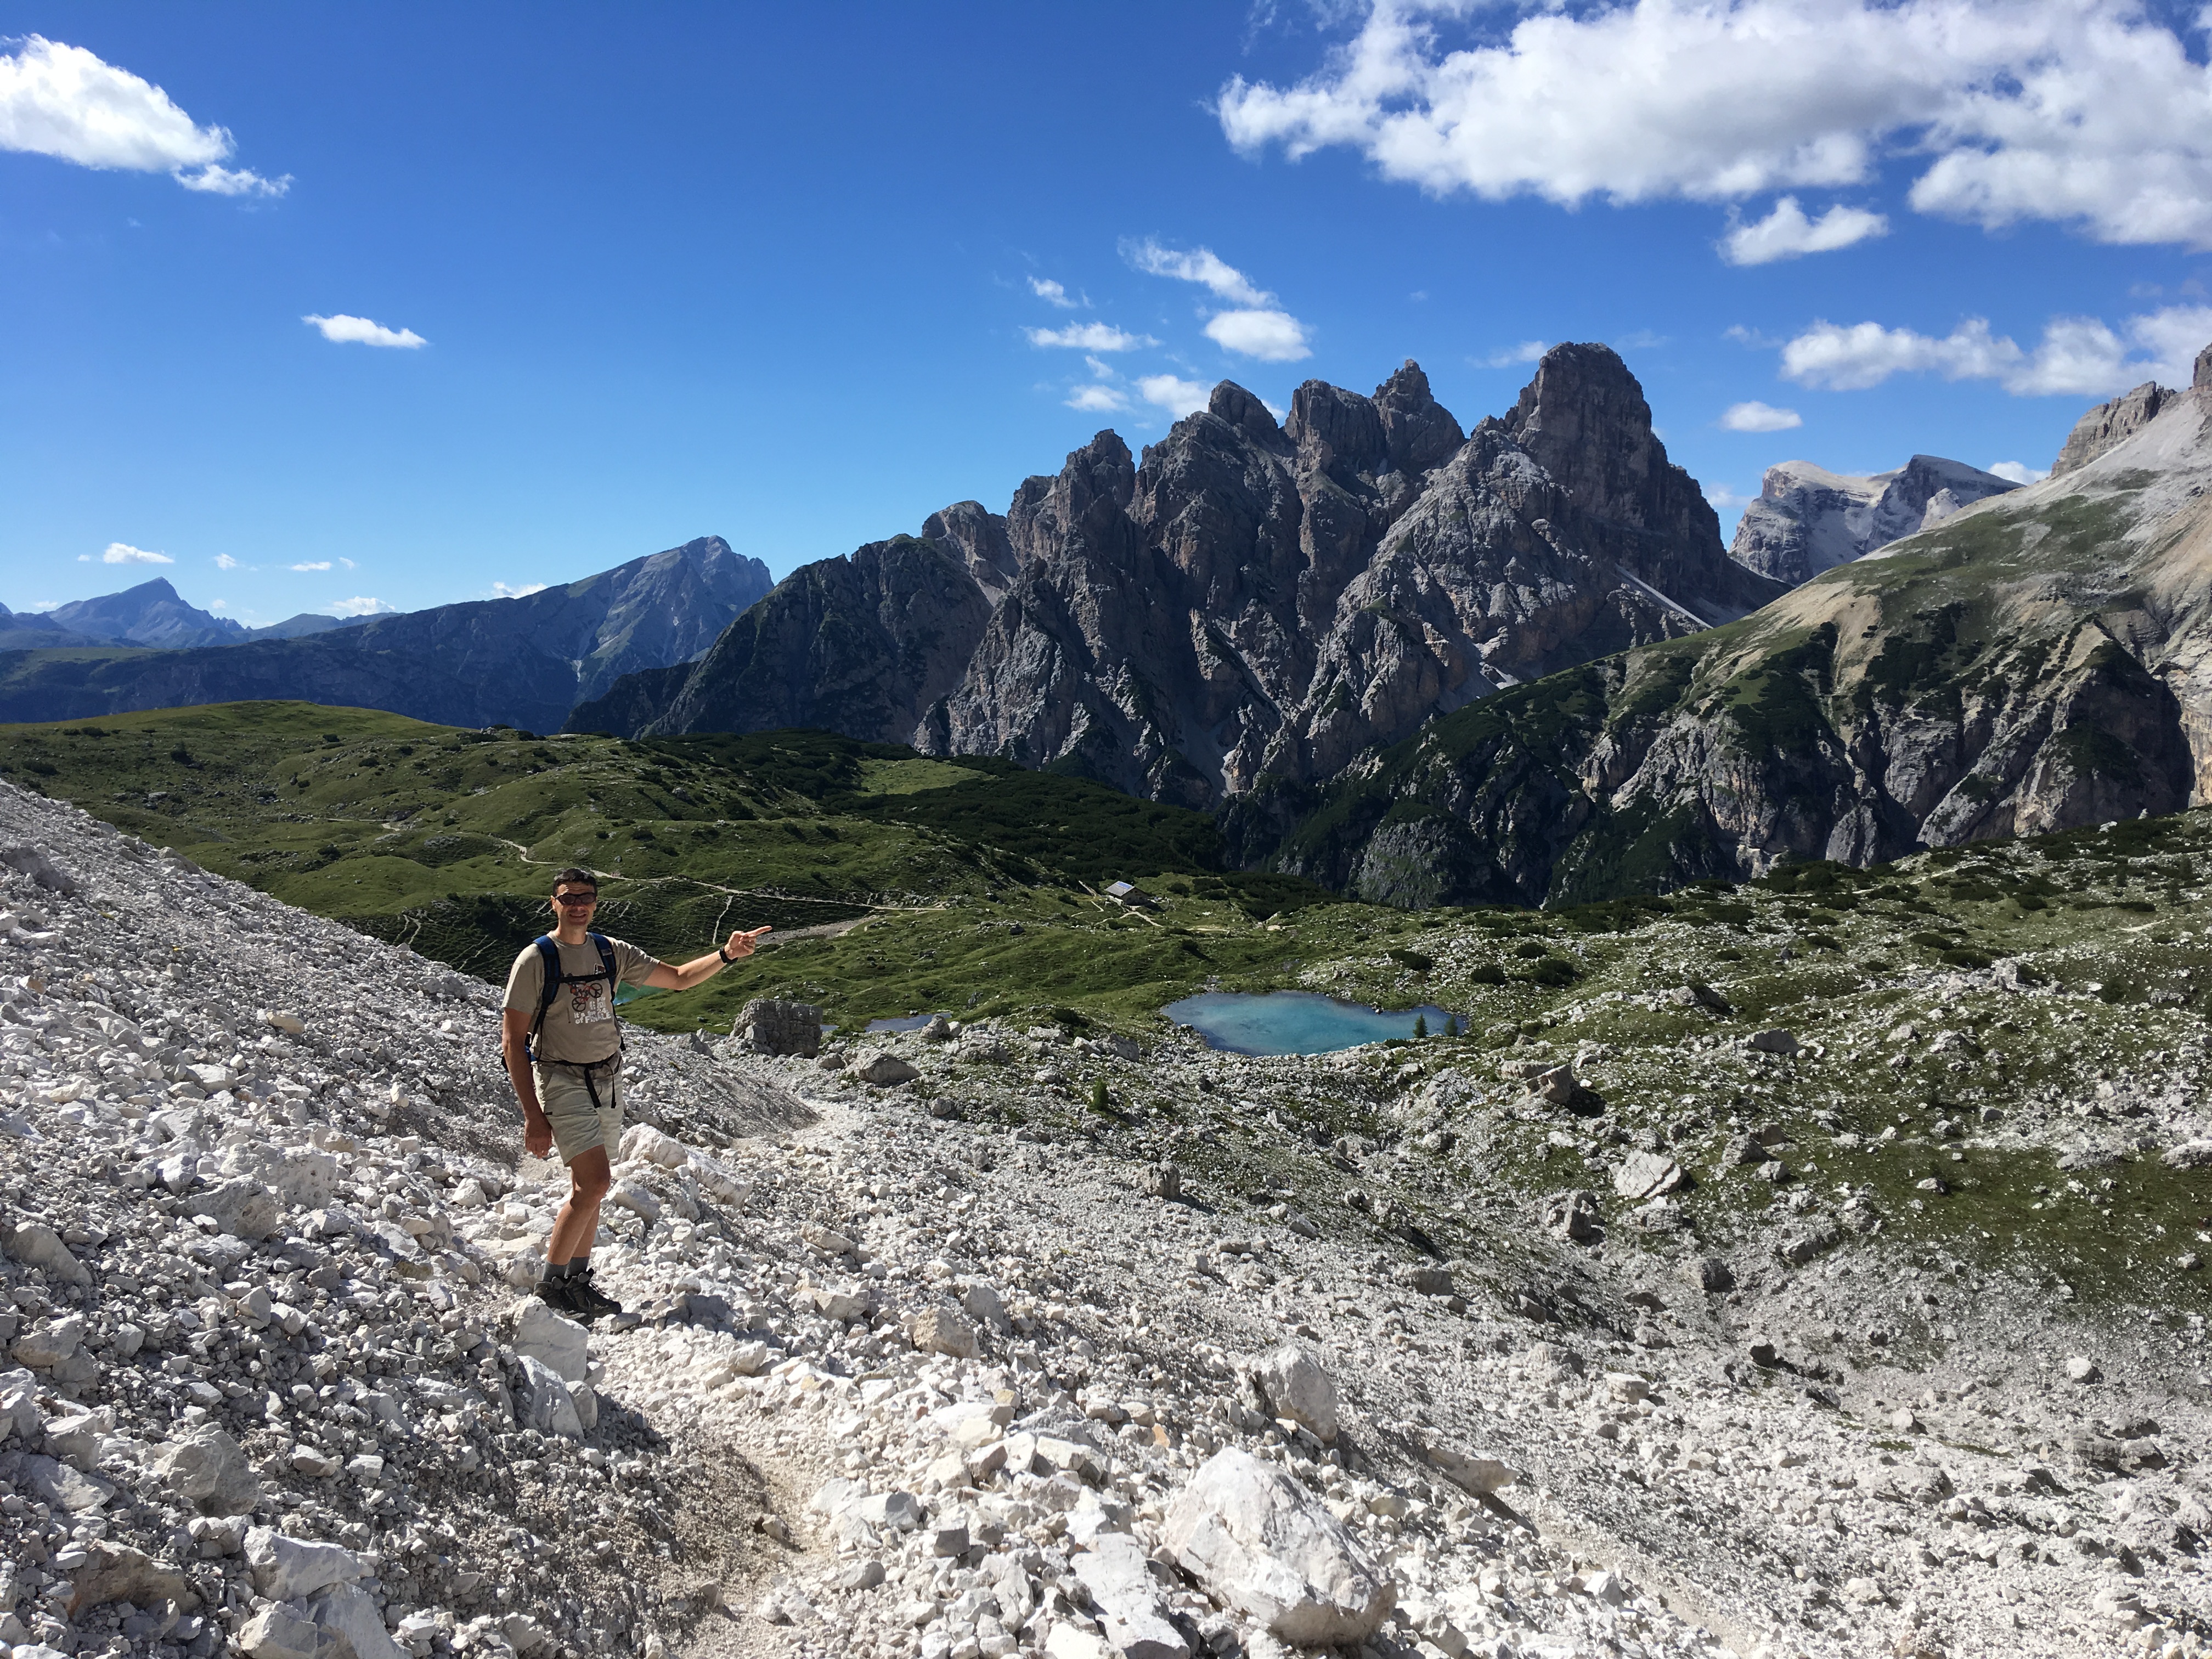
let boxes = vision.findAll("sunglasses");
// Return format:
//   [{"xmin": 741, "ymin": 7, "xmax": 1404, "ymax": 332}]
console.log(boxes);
[{"xmin": 554, "ymin": 893, "xmax": 599, "ymax": 907}]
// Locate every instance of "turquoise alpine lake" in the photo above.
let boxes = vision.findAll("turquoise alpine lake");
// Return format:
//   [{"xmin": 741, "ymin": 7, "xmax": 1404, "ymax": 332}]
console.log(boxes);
[{"xmin": 1162, "ymin": 990, "xmax": 1462, "ymax": 1056}]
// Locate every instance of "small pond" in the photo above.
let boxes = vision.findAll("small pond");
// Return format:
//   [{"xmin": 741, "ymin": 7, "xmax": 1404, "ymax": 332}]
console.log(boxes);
[{"xmin": 1162, "ymin": 990, "xmax": 1462, "ymax": 1057}]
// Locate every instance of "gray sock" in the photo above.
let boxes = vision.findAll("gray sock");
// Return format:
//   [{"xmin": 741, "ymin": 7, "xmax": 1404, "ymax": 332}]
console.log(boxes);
[{"xmin": 545, "ymin": 1260, "xmax": 577, "ymax": 1280}]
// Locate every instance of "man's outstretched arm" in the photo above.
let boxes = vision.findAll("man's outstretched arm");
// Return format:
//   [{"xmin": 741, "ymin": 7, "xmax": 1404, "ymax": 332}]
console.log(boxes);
[{"xmin": 642, "ymin": 925, "xmax": 772, "ymax": 991}]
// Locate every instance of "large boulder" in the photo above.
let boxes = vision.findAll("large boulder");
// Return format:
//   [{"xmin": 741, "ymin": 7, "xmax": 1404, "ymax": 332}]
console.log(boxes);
[
  {"xmin": 510, "ymin": 1297, "xmax": 590, "ymax": 1384},
  {"xmin": 5, "ymin": 1224, "xmax": 92, "ymax": 1288},
  {"xmin": 154, "ymin": 1425, "xmax": 263, "ymax": 1515},
  {"xmin": 1161, "ymin": 1448, "xmax": 1394, "ymax": 1644},
  {"xmin": 188, "ymin": 1178, "xmax": 283, "ymax": 1241},
  {"xmin": 738, "ymin": 997, "xmax": 822, "ymax": 1057},
  {"xmin": 849, "ymin": 1048, "xmax": 920, "ymax": 1086},
  {"xmin": 1073, "ymin": 1533, "xmax": 1189, "ymax": 1659},
  {"xmin": 66, "ymin": 1542, "xmax": 196, "ymax": 1617},
  {"xmin": 1252, "ymin": 1345, "xmax": 1339, "ymax": 1442},
  {"xmin": 244, "ymin": 1527, "xmax": 366, "ymax": 1601},
  {"xmin": 516, "ymin": 1355, "xmax": 585, "ymax": 1439}
]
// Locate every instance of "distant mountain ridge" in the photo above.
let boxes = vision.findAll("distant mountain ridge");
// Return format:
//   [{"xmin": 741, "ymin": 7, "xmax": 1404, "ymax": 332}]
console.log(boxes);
[
  {"xmin": 0, "ymin": 581, "xmax": 359, "ymax": 652},
  {"xmin": 0, "ymin": 539, "xmax": 772, "ymax": 732},
  {"xmin": 574, "ymin": 348, "xmax": 1785, "ymax": 806},
  {"xmin": 1728, "ymin": 455, "xmax": 2020, "ymax": 586}
]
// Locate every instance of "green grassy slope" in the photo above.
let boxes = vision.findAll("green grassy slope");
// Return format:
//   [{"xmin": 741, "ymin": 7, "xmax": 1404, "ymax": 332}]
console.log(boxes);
[{"xmin": 0, "ymin": 704, "xmax": 1338, "ymax": 1032}]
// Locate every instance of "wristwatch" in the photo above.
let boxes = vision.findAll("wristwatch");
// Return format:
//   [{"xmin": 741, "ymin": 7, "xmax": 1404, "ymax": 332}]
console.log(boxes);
[{"xmin": 717, "ymin": 943, "xmax": 736, "ymax": 963}]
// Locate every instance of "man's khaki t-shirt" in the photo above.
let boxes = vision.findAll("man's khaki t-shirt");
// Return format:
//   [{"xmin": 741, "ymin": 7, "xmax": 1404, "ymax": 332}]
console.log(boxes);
[{"xmin": 503, "ymin": 934, "xmax": 657, "ymax": 1065}]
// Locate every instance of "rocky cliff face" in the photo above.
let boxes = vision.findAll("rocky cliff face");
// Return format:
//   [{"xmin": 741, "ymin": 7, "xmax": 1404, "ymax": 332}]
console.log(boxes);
[
  {"xmin": 581, "ymin": 350, "xmax": 1784, "ymax": 805},
  {"xmin": 0, "ymin": 538, "xmax": 772, "ymax": 733},
  {"xmin": 1233, "ymin": 363, "xmax": 2212, "ymax": 906},
  {"xmin": 2051, "ymin": 381, "xmax": 2179, "ymax": 475},
  {"xmin": 1729, "ymin": 455, "xmax": 2019, "ymax": 585}
]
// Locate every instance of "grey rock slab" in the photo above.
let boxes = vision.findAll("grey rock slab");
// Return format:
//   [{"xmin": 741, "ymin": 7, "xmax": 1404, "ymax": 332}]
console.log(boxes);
[
  {"xmin": 911, "ymin": 1305, "xmax": 980, "ymax": 1358},
  {"xmin": 22, "ymin": 1452, "xmax": 115, "ymax": 1513},
  {"xmin": 187, "ymin": 1176, "xmax": 282, "ymax": 1240},
  {"xmin": 5, "ymin": 1223, "xmax": 91, "ymax": 1288},
  {"xmin": 516, "ymin": 1353, "xmax": 585, "ymax": 1439},
  {"xmin": 238, "ymin": 1601, "xmax": 339, "ymax": 1659},
  {"xmin": 154, "ymin": 1424, "xmax": 263, "ymax": 1515},
  {"xmin": 245, "ymin": 1525, "xmax": 366, "ymax": 1600},
  {"xmin": 1162, "ymin": 1448, "xmax": 1393, "ymax": 1645},
  {"xmin": 64, "ymin": 1541, "xmax": 196, "ymax": 1617},
  {"xmin": 12, "ymin": 1313, "xmax": 86, "ymax": 1367},
  {"xmin": 1421, "ymin": 1436, "xmax": 1523, "ymax": 1496},
  {"xmin": 1612, "ymin": 1151, "xmax": 1685, "ymax": 1201},
  {"xmin": 312, "ymin": 1581, "xmax": 408, "ymax": 1659},
  {"xmin": 510, "ymin": 1296, "xmax": 591, "ymax": 1383},
  {"xmin": 1073, "ymin": 1532, "xmax": 1189, "ymax": 1659},
  {"xmin": 1252, "ymin": 1344, "xmax": 1339, "ymax": 1442},
  {"xmin": 849, "ymin": 1048, "xmax": 920, "ymax": 1086}
]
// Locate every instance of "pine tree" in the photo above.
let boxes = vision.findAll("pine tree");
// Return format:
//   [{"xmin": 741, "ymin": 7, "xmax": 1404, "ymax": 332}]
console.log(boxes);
[{"xmin": 1413, "ymin": 1013, "xmax": 1429, "ymax": 1039}]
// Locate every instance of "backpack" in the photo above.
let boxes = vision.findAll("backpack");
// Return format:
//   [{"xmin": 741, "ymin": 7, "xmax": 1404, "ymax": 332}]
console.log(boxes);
[{"xmin": 524, "ymin": 932, "xmax": 622, "ymax": 1065}]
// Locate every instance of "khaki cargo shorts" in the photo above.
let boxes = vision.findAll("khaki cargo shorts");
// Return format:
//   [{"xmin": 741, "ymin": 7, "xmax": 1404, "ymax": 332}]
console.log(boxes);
[{"xmin": 534, "ymin": 1062, "xmax": 622, "ymax": 1164}]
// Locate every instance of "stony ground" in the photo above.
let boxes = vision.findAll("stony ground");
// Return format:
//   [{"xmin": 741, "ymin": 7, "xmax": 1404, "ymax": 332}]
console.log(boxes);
[{"xmin": 0, "ymin": 777, "xmax": 2207, "ymax": 1659}]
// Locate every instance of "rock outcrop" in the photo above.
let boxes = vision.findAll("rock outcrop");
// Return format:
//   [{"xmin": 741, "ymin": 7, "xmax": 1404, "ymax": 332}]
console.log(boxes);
[
  {"xmin": 1729, "ymin": 455, "xmax": 2020, "ymax": 585},
  {"xmin": 579, "ymin": 350, "xmax": 1785, "ymax": 805},
  {"xmin": 2052, "ymin": 381, "xmax": 2181, "ymax": 476},
  {"xmin": 1231, "ymin": 349, "xmax": 2212, "ymax": 904},
  {"xmin": 0, "ymin": 538, "xmax": 773, "ymax": 733}
]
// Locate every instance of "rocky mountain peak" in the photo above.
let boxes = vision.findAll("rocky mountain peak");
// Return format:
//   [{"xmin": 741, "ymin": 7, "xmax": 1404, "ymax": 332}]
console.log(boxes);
[
  {"xmin": 1286, "ymin": 379, "xmax": 1388, "ymax": 481},
  {"xmin": 1205, "ymin": 380, "xmax": 1285, "ymax": 447},
  {"xmin": 1503, "ymin": 343, "xmax": 1670, "ymax": 531},
  {"xmin": 1374, "ymin": 358, "xmax": 1464, "ymax": 477},
  {"xmin": 920, "ymin": 500, "xmax": 1018, "ymax": 594},
  {"xmin": 1008, "ymin": 430, "xmax": 1137, "ymax": 566}
]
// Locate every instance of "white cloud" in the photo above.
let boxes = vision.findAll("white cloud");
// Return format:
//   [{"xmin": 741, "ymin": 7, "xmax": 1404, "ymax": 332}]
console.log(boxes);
[
  {"xmin": 1217, "ymin": 1, "xmax": 2212, "ymax": 251},
  {"xmin": 289, "ymin": 561, "xmax": 333, "ymax": 572},
  {"xmin": 1124, "ymin": 238, "xmax": 1314, "ymax": 361},
  {"xmin": 1477, "ymin": 340, "xmax": 1548, "ymax": 368},
  {"xmin": 1122, "ymin": 238, "xmax": 1274, "ymax": 306},
  {"xmin": 0, "ymin": 36, "xmax": 287, "ymax": 196},
  {"xmin": 1203, "ymin": 308, "xmax": 1311, "ymax": 361},
  {"xmin": 212, "ymin": 553, "xmax": 238, "ymax": 570},
  {"xmin": 1719, "ymin": 399, "xmax": 1803, "ymax": 432},
  {"xmin": 339, "ymin": 557, "xmax": 357, "ymax": 569},
  {"xmin": 1028, "ymin": 277, "xmax": 1082, "ymax": 308},
  {"xmin": 1024, "ymin": 322, "xmax": 1157, "ymax": 352},
  {"xmin": 489, "ymin": 582, "xmax": 548, "ymax": 599},
  {"xmin": 303, "ymin": 313, "xmax": 427, "ymax": 349},
  {"xmin": 101, "ymin": 542, "xmax": 172, "ymax": 565},
  {"xmin": 1720, "ymin": 196, "xmax": 1887, "ymax": 264},
  {"xmin": 206, "ymin": 599, "xmax": 227, "ymax": 612},
  {"xmin": 1137, "ymin": 374, "xmax": 1212, "ymax": 417},
  {"xmin": 1064, "ymin": 384, "xmax": 1131, "ymax": 413},
  {"xmin": 1780, "ymin": 304, "xmax": 2212, "ymax": 395},
  {"xmin": 329, "ymin": 596, "xmax": 396, "ymax": 617},
  {"xmin": 1705, "ymin": 483, "xmax": 1754, "ymax": 511},
  {"xmin": 1988, "ymin": 461, "xmax": 2050, "ymax": 484},
  {"xmin": 174, "ymin": 162, "xmax": 288, "ymax": 197}
]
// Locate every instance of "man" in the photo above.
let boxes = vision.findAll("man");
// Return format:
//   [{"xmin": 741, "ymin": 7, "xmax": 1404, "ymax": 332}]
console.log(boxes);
[{"xmin": 500, "ymin": 867, "xmax": 769, "ymax": 1319}]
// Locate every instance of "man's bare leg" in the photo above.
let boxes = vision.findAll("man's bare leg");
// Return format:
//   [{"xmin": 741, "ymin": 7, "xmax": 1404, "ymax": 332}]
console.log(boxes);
[{"xmin": 545, "ymin": 1144, "xmax": 611, "ymax": 1271}]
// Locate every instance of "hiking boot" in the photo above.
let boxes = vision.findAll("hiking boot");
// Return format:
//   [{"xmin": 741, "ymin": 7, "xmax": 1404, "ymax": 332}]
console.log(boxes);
[
  {"xmin": 535, "ymin": 1273, "xmax": 584, "ymax": 1315},
  {"xmin": 568, "ymin": 1267, "xmax": 625, "ymax": 1321}
]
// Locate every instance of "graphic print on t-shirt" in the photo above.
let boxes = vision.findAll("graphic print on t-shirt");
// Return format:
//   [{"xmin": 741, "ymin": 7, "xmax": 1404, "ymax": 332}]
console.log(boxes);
[{"xmin": 568, "ymin": 976, "xmax": 612, "ymax": 1026}]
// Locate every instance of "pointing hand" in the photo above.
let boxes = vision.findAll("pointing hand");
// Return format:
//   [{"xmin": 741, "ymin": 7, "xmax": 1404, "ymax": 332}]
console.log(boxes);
[{"xmin": 723, "ymin": 926, "xmax": 772, "ymax": 961}]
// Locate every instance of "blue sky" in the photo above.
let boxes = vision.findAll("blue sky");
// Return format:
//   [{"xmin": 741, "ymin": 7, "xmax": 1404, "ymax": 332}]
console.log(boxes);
[{"xmin": 6, "ymin": 2, "xmax": 2211, "ymax": 624}]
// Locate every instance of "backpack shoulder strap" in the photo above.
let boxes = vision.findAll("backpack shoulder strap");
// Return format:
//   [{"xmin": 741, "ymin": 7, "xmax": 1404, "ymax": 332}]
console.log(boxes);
[
  {"xmin": 526, "ymin": 935, "xmax": 562, "ymax": 1056},
  {"xmin": 589, "ymin": 932, "xmax": 625, "ymax": 1057}
]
